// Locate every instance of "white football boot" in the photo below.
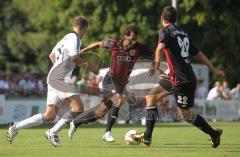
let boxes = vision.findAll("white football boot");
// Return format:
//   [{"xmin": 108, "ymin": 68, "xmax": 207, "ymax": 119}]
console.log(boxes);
[
  {"xmin": 44, "ymin": 130, "xmax": 61, "ymax": 147},
  {"xmin": 7, "ymin": 122, "xmax": 18, "ymax": 144},
  {"xmin": 103, "ymin": 131, "xmax": 115, "ymax": 142},
  {"xmin": 68, "ymin": 121, "xmax": 77, "ymax": 140}
]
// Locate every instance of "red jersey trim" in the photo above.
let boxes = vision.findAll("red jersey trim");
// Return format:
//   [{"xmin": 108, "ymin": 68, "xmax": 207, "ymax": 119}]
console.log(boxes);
[{"xmin": 163, "ymin": 48, "xmax": 176, "ymax": 85}]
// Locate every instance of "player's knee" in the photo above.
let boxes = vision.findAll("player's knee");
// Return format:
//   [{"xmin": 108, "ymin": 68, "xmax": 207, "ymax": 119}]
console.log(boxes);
[
  {"xmin": 43, "ymin": 113, "xmax": 56, "ymax": 122},
  {"xmin": 103, "ymin": 98, "xmax": 113, "ymax": 109},
  {"xmin": 72, "ymin": 105, "xmax": 84, "ymax": 115},
  {"xmin": 145, "ymin": 95, "xmax": 155, "ymax": 106}
]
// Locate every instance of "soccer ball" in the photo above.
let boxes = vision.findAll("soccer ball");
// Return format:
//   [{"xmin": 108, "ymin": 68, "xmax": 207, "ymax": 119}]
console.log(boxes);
[{"xmin": 124, "ymin": 130, "xmax": 141, "ymax": 145}]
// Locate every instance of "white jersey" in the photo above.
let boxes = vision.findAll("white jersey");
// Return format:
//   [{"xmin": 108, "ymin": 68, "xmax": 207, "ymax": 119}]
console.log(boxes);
[{"xmin": 47, "ymin": 32, "xmax": 81, "ymax": 93}]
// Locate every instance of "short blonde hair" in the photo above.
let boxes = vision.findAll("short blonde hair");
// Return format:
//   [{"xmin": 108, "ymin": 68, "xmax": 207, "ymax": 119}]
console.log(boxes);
[{"xmin": 73, "ymin": 16, "xmax": 88, "ymax": 29}]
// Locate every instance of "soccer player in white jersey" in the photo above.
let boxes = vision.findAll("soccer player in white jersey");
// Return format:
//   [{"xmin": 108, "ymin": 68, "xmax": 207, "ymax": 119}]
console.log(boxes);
[{"xmin": 7, "ymin": 16, "xmax": 89, "ymax": 147}]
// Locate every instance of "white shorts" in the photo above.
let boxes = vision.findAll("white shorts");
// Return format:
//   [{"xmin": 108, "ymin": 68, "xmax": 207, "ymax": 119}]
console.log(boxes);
[{"xmin": 46, "ymin": 85, "xmax": 79, "ymax": 105}]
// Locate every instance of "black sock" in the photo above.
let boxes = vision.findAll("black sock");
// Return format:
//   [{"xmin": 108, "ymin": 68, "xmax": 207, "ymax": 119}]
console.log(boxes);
[
  {"xmin": 73, "ymin": 111, "xmax": 97, "ymax": 127},
  {"xmin": 105, "ymin": 106, "xmax": 120, "ymax": 132},
  {"xmin": 144, "ymin": 107, "xmax": 158, "ymax": 141},
  {"xmin": 192, "ymin": 114, "xmax": 217, "ymax": 137}
]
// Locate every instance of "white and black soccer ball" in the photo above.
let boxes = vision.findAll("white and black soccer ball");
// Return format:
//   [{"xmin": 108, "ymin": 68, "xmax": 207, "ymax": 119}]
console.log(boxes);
[{"xmin": 124, "ymin": 130, "xmax": 141, "ymax": 145}]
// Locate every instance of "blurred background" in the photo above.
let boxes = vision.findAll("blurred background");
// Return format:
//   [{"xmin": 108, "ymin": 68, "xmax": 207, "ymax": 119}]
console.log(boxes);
[{"xmin": 0, "ymin": 0, "xmax": 240, "ymax": 124}]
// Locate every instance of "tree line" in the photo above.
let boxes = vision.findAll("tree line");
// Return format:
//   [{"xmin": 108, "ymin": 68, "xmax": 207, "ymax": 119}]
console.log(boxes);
[{"xmin": 0, "ymin": 0, "xmax": 239, "ymax": 86}]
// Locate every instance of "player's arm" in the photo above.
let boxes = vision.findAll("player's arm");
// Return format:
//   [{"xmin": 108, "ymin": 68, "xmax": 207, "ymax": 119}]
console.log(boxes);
[
  {"xmin": 70, "ymin": 55, "xmax": 86, "ymax": 66},
  {"xmin": 151, "ymin": 29, "xmax": 170, "ymax": 77},
  {"xmin": 70, "ymin": 55, "xmax": 99, "ymax": 75},
  {"xmin": 81, "ymin": 39, "xmax": 116, "ymax": 53},
  {"xmin": 49, "ymin": 52, "xmax": 55, "ymax": 64},
  {"xmin": 154, "ymin": 42, "xmax": 165, "ymax": 69},
  {"xmin": 81, "ymin": 42, "xmax": 102, "ymax": 53},
  {"xmin": 195, "ymin": 51, "xmax": 225, "ymax": 77}
]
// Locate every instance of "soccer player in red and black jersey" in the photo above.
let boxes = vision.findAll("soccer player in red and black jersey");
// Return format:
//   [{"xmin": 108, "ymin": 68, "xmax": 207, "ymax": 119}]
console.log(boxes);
[
  {"xmin": 134, "ymin": 6, "xmax": 225, "ymax": 148},
  {"xmin": 68, "ymin": 26, "xmax": 155, "ymax": 141}
]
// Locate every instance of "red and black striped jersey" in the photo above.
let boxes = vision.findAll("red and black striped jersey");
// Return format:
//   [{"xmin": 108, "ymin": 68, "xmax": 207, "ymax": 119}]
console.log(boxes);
[
  {"xmin": 100, "ymin": 39, "xmax": 153, "ymax": 85},
  {"xmin": 159, "ymin": 24, "xmax": 199, "ymax": 85}
]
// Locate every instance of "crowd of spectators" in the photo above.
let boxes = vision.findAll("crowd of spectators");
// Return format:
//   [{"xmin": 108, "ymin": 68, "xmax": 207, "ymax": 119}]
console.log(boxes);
[
  {"xmin": 1, "ymin": 71, "xmax": 239, "ymax": 123},
  {"xmin": 0, "ymin": 72, "xmax": 46, "ymax": 97},
  {"xmin": 206, "ymin": 81, "xmax": 240, "ymax": 100},
  {"xmin": 1, "ymin": 71, "xmax": 239, "ymax": 102}
]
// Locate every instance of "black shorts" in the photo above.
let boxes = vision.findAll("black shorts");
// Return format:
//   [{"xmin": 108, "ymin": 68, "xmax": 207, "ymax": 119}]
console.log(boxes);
[
  {"xmin": 159, "ymin": 78, "xmax": 174, "ymax": 93},
  {"xmin": 102, "ymin": 72, "xmax": 125, "ymax": 98},
  {"xmin": 173, "ymin": 81, "xmax": 196, "ymax": 109}
]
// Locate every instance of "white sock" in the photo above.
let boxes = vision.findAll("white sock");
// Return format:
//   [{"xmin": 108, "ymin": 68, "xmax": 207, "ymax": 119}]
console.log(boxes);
[
  {"xmin": 16, "ymin": 113, "xmax": 44, "ymax": 130},
  {"xmin": 49, "ymin": 118, "xmax": 68, "ymax": 134}
]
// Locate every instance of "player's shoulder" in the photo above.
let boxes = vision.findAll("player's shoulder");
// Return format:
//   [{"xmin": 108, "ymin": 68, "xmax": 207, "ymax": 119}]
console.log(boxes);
[
  {"xmin": 159, "ymin": 25, "xmax": 172, "ymax": 38},
  {"xmin": 64, "ymin": 32, "xmax": 79, "ymax": 40}
]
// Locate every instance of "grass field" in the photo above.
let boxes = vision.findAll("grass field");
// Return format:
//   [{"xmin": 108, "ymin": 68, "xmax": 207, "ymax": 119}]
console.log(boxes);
[{"xmin": 0, "ymin": 122, "xmax": 239, "ymax": 157}]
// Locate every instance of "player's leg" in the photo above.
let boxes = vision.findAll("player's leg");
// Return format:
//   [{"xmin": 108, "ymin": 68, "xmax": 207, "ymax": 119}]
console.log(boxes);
[
  {"xmin": 181, "ymin": 108, "xmax": 222, "ymax": 148},
  {"xmin": 68, "ymin": 97, "xmax": 114, "ymax": 139},
  {"xmin": 175, "ymin": 82, "xmax": 223, "ymax": 148},
  {"xmin": 105, "ymin": 96, "xmax": 122, "ymax": 132},
  {"xmin": 7, "ymin": 105, "xmax": 57, "ymax": 144},
  {"xmin": 72, "ymin": 97, "xmax": 112, "ymax": 126},
  {"xmin": 102, "ymin": 74, "xmax": 125, "ymax": 142},
  {"xmin": 142, "ymin": 85, "xmax": 170, "ymax": 146},
  {"xmin": 103, "ymin": 94, "xmax": 125, "ymax": 142},
  {"xmin": 49, "ymin": 95, "xmax": 84, "ymax": 135}
]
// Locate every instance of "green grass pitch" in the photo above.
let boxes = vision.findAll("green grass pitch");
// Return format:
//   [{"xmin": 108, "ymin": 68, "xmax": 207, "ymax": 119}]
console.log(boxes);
[{"xmin": 0, "ymin": 122, "xmax": 239, "ymax": 157}]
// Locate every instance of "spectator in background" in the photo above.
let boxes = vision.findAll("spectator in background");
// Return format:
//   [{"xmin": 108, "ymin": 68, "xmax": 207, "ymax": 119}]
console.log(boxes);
[
  {"xmin": 18, "ymin": 74, "xmax": 32, "ymax": 96},
  {"xmin": 220, "ymin": 81, "xmax": 231, "ymax": 99},
  {"xmin": 207, "ymin": 81, "xmax": 222, "ymax": 100},
  {"xmin": 87, "ymin": 76, "xmax": 101, "ymax": 96},
  {"xmin": 72, "ymin": 74, "xmax": 78, "ymax": 85},
  {"xmin": 30, "ymin": 74, "xmax": 45, "ymax": 96},
  {"xmin": 230, "ymin": 83, "xmax": 240, "ymax": 100},
  {"xmin": 196, "ymin": 80, "xmax": 208, "ymax": 99},
  {"xmin": 77, "ymin": 74, "xmax": 89, "ymax": 94},
  {"xmin": 0, "ymin": 73, "xmax": 10, "ymax": 94},
  {"xmin": 8, "ymin": 75, "xmax": 21, "ymax": 95}
]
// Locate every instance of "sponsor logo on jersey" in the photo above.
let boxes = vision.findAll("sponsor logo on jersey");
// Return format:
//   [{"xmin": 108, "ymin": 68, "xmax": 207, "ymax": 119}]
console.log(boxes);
[
  {"xmin": 117, "ymin": 56, "xmax": 131, "ymax": 62},
  {"xmin": 130, "ymin": 50, "xmax": 135, "ymax": 56}
]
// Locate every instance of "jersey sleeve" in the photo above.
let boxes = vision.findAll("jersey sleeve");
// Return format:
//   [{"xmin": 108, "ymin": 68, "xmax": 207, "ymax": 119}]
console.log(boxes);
[
  {"xmin": 65, "ymin": 34, "xmax": 81, "ymax": 56},
  {"xmin": 189, "ymin": 39, "xmax": 199, "ymax": 56},
  {"xmin": 51, "ymin": 41, "xmax": 61, "ymax": 54},
  {"xmin": 99, "ymin": 39, "xmax": 117, "ymax": 49},
  {"xmin": 158, "ymin": 28, "xmax": 170, "ymax": 48}
]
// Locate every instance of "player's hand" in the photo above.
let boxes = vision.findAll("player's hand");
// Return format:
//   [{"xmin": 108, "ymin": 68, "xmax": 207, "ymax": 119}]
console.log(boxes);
[
  {"xmin": 149, "ymin": 66, "xmax": 155, "ymax": 77},
  {"xmin": 213, "ymin": 69, "xmax": 225, "ymax": 77},
  {"xmin": 160, "ymin": 74, "xmax": 171, "ymax": 81},
  {"xmin": 156, "ymin": 69, "xmax": 171, "ymax": 81}
]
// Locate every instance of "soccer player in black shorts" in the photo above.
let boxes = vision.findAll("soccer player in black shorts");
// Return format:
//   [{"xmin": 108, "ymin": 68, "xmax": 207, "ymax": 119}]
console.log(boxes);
[
  {"xmin": 134, "ymin": 6, "xmax": 225, "ymax": 148},
  {"xmin": 68, "ymin": 26, "xmax": 155, "ymax": 141}
]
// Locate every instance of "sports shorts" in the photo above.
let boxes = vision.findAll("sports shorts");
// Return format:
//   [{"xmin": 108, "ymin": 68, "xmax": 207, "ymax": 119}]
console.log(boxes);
[{"xmin": 102, "ymin": 72, "xmax": 125, "ymax": 98}]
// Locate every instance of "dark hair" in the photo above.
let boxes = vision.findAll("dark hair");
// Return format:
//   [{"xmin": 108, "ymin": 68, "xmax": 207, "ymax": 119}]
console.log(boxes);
[
  {"xmin": 123, "ymin": 26, "xmax": 138, "ymax": 36},
  {"xmin": 161, "ymin": 6, "xmax": 177, "ymax": 23},
  {"xmin": 73, "ymin": 16, "xmax": 88, "ymax": 28}
]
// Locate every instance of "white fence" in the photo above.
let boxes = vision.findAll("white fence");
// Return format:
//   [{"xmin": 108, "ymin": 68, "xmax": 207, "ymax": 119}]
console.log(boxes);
[
  {"xmin": 194, "ymin": 99, "xmax": 240, "ymax": 121},
  {"xmin": 0, "ymin": 95, "xmax": 239, "ymax": 124}
]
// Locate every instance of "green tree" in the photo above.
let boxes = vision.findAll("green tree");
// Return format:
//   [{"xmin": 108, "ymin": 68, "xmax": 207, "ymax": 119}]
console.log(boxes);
[{"xmin": 1, "ymin": 0, "xmax": 239, "ymax": 86}]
